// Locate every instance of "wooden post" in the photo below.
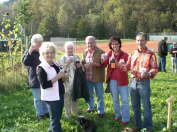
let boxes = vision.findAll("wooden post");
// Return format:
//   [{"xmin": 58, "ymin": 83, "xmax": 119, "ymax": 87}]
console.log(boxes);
[{"xmin": 166, "ymin": 96, "xmax": 174, "ymax": 129}]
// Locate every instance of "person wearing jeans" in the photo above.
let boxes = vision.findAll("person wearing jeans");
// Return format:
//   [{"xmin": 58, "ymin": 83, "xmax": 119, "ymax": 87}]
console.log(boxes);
[
  {"xmin": 110, "ymin": 80, "xmax": 130, "ymax": 123},
  {"xmin": 83, "ymin": 36, "xmax": 105, "ymax": 118},
  {"xmin": 171, "ymin": 57, "xmax": 177, "ymax": 72},
  {"xmin": 130, "ymin": 79, "xmax": 152, "ymax": 130},
  {"xmin": 31, "ymin": 88, "xmax": 48, "ymax": 117},
  {"xmin": 157, "ymin": 37, "xmax": 168, "ymax": 72},
  {"xmin": 170, "ymin": 43, "xmax": 177, "ymax": 72},
  {"xmin": 158, "ymin": 56, "xmax": 166, "ymax": 72},
  {"xmin": 46, "ymin": 99, "xmax": 64, "ymax": 132},
  {"xmin": 37, "ymin": 42, "xmax": 66, "ymax": 132},
  {"xmin": 125, "ymin": 32, "xmax": 158, "ymax": 132},
  {"xmin": 102, "ymin": 36, "xmax": 130, "ymax": 124},
  {"xmin": 87, "ymin": 81, "xmax": 104, "ymax": 114},
  {"xmin": 23, "ymin": 34, "xmax": 48, "ymax": 120}
]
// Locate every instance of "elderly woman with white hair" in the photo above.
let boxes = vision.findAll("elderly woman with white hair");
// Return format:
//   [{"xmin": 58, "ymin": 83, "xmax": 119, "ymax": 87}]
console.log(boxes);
[
  {"xmin": 59, "ymin": 41, "xmax": 81, "ymax": 118},
  {"xmin": 23, "ymin": 34, "xmax": 49, "ymax": 120},
  {"xmin": 37, "ymin": 42, "xmax": 66, "ymax": 132}
]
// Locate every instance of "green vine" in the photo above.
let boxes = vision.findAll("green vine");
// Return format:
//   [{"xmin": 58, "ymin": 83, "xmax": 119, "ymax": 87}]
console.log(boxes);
[{"xmin": 0, "ymin": 14, "xmax": 24, "ymax": 74}]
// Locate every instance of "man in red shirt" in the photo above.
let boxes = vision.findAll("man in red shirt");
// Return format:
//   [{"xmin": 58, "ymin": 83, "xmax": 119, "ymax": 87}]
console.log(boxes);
[{"xmin": 125, "ymin": 32, "xmax": 158, "ymax": 132}]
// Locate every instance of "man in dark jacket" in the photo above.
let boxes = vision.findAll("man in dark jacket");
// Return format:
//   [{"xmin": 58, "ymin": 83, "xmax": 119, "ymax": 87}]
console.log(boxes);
[
  {"xmin": 23, "ymin": 34, "xmax": 48, "ymax": 120},
  {"xmin": 158, "ymin": 37, "xmax": 168, "ymax": 72}
]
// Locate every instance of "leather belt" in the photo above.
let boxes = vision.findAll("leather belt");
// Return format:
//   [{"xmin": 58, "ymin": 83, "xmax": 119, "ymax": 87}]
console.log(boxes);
[{"xmin": 133, "ymin": 78, "xmax": 149, "ymax": 81}]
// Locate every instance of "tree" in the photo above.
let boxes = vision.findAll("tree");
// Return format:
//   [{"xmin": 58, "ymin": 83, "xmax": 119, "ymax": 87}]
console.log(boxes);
[
  {"xmin": 38, "ymin": 16, "xmax": 60, "ymax": 41},
  {"xmin": 5, "ymin": 0, "xmax": 176, "ymax": 39},
  {"xmin": 15, "ymin": 0, "xmax": 33, "ymax": 35}
]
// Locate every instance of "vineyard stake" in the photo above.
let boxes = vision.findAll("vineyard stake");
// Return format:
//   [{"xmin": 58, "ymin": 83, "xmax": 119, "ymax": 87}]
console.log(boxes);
[{"xmin": 166, "ymin": 96, "xmax": 174, "ymax": 130}]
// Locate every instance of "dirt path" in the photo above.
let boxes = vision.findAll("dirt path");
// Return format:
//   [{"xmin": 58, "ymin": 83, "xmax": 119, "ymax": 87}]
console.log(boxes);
[
  {"xmin": 74, "ymin": 41, "xmax": 159, "ymax": 54},
  {"xmin": 57, "ymin": 41, "xmax": 159, "ymax": 54}
]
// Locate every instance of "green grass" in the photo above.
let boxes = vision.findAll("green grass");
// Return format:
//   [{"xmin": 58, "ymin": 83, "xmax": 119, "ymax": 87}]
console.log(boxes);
[
  {"xmin": 0, "ymin": 56, "xmax": 177, "ymax": 132},
  {"xmin": 76, "ymin": 39, "xmax": 134, "ymax": 45}
]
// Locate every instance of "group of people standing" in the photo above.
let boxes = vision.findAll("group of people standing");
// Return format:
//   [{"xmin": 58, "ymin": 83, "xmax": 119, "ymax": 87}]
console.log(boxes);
[
  {"xmin": 23, "ymin": 32, "xmax": 158, "ymax": 132},
  {"xmin": 158, "ymin": 37, "xmax": 177, "ymax": 73}
]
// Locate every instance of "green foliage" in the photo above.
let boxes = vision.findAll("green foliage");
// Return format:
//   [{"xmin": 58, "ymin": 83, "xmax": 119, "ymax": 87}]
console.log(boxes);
[
  {"xmin": 14, "ymin": 0, "xmax": 33, "ymax": 36},
  {"xmin": 38, "ymin": 16, "xmax": 60, "ymax": 41},
  {"xmin": 2, "ymin": 0, "xmax": 176, "ymax": 39},
  {"xmin": 1, "ymin": 0, "xmax": 177, "ymax": 39},
  {"xmin": 15, "ymin": 0, "xmax": 32, "ymax": 25},
  {"xmin": 75, "ymin": 18, "xmax": 90, "ymax": 38},
  {"xmin": 0, "ymin": 12, "xmax": 24, "ymax": 91}
]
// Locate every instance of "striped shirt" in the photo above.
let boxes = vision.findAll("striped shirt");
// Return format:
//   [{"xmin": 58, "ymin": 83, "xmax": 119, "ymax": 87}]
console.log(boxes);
[{"xmin": 85, "ymin": 50, "xmax": 94, "ymax": 81}]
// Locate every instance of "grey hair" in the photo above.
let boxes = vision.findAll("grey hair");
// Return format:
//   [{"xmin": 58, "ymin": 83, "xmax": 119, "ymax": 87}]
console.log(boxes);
[
  {"xmin": 136, "ymin": 32, "xmax": 146, "ymax": 40},
  {"xmin": 85, "ymin": 36, "xmax": 96, "ymax": 43},
  {"xmin": 31, "ymin": 34, "xmax": 43, "ymax": 45},
  {"xmin": 64, "ymin": 41, "xmax": 75, "ymax": 51}
]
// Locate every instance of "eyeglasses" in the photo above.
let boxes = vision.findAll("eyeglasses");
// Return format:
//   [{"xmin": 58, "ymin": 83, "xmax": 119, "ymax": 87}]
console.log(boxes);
[{"xmin": 111, "ymin": 43, "xmax": 120, "ymax": 46}]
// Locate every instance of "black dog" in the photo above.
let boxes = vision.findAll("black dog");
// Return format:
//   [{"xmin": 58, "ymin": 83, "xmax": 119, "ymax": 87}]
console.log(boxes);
[{"xmin": 77, "ymin": 116, "xmax": 97, "ymax": 132}]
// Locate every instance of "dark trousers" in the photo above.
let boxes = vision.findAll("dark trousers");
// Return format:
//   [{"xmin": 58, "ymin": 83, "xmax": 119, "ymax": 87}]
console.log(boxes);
[
  {"xmin": 45, "ymin": 100, "xmax": 64, "ymax": 132},
  {"xmin": 158, "ymin": 56, "xmax": 166, "ymax": 72}
]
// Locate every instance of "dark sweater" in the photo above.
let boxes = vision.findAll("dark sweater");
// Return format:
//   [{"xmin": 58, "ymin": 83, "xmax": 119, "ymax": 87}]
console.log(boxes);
[
  {"xmin": 72, "ymin": 67, "xmax": 90, "ymax": 102},
  {"xmin": 22, "ymin": 50, "xmax": 40, "ymax": 88},
  {"xmin": 158, "ymin": 40, "xmax": 168, "ymax": 57}
]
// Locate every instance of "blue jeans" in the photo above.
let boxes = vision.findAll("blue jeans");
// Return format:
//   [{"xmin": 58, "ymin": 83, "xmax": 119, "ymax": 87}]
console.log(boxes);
[
  {"xmin": 87, "ymin": 81, "xmax": 104, "ymax": 114},
  {"xmin": 31, "ymin": 88, "xmax": 48, "ymax": 116},
  {"xmin": 171, "ymin": 57, "xmax": 177, "ymax": 72},
  {"xmin": 45, "ymin": 100, "xmax": 64, "ymax": 132},
  {"xmin": 129, "ymin": 79, "xmax": 152, "ymax": 131},
  {"xmin": 110, "ymin": 80, "xmax": 130, "ymax": 122},
  {"xmin": 158, "ymin": 56, "xmax": 166, "ymax": 72}
]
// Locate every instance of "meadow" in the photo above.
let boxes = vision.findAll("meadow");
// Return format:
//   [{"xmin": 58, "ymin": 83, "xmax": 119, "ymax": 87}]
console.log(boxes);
[{"xmin": 0, "ymin": 53, "xmax": 177, "ymax": 132}]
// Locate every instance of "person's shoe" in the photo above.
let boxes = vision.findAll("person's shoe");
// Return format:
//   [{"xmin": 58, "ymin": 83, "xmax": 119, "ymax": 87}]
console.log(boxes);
[
  {"xmin": 97, "ymin": 113, "xmax": 104, "ymax": 118},
  {"xmin": 44, "ymin": 113, "xmax": 50, "ymax": 118},
  {"xmin": 120, "ymin": 121, "xmax": 129, "ymax": 125},
  {"xmin": 114, "ymin": 117, "xmax": 121, "ymax": 121},
  {"xmin": 124, "ymin": 127, "xmax": 141, "ymax": 132},
  {"xmin": 145, "ymin": 130, "xmax": 152, "ymax": 132},
  {"xmin": 37, "ymin": 115, "xmax": 46, "ymax": 120},
  {"xmin": 86, "ymin": 109, "xmax": 94, "ymax": 113}
]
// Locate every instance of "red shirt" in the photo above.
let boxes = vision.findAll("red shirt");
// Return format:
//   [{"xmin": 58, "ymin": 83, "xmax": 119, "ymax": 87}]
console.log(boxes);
[
  {"xmin": 104, "ymin": 50, "xmax": 129, "ymax": 86},
  {"xmin": 126, "ymin": 47, "xmax": 158, "ymax": 79}
]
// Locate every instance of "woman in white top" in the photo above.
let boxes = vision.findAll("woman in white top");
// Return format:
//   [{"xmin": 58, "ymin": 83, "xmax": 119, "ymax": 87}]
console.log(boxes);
[{"xmin": 37, "ymin": 42, "xmax": 66, "ymax": 132}]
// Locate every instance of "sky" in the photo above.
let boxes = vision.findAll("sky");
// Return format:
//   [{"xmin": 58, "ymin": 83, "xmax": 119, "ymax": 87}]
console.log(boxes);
[{"xmin": 0, "ymin": 0, "xmax": 10, "ymax": 4}]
